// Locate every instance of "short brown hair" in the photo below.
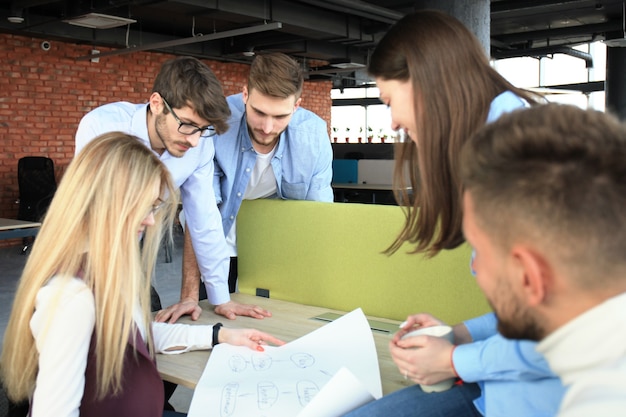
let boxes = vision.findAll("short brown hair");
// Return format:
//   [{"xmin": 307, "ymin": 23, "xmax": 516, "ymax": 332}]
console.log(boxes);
[
  {"xmin": 248, "ymin": 52, "xmax": 303, "ymax": 99},
  {"xmin": 461, "ymin": 103, "xmax": 626, "ymax": 288},
  {"xmin": 153, "ymin": 56, "xmax": 231, "ymax": 134}
]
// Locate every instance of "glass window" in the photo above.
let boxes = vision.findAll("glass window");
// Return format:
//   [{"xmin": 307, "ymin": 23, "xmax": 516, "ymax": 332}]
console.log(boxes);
[{"xmin": 331, "ymin": 41, "xmax": 606, "ymax": 138}]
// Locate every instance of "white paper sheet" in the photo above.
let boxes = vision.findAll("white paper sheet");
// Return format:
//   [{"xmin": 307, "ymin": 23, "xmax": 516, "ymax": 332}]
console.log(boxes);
[{"xmin": 187, "ymin": 308, "xmax": 381, "ymax": 417}]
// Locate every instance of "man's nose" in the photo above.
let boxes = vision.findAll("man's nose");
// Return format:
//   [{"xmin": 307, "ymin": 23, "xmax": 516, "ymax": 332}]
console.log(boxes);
[
  {"xmin": 261, "ymin": 117, "xmax": 274, "ymax": 134},
  {"xmin": 185, "ymin": 133, "xmax": 200, "ymax": 148}
]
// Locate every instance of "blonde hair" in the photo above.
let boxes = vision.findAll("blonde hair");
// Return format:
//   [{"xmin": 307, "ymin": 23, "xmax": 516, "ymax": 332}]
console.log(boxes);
[{"xmin": 1, "ymin": 132, "xmax": 177, "ymax": 401}]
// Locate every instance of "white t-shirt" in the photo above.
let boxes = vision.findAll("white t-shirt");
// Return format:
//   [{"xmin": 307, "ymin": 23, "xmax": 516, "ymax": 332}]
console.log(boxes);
[{"xmin": 225, "ymin": 147, "xmax": 278, "ymax": 256}]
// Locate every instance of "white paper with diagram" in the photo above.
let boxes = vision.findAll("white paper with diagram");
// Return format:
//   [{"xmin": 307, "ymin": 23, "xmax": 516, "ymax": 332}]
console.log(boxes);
[{"xmin": 187, "ymin": 308, "xmax": 382, "ymax": 417}]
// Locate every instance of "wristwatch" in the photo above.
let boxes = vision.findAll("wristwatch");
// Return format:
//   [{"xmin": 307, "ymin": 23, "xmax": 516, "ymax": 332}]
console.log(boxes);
[{"xmin": 212, "ymin": 322, "xmax": 223, "ymax": 346}]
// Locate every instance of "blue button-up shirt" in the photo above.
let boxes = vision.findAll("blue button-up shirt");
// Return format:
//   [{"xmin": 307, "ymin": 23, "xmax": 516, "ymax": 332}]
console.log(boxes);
[
  {"xmin": 455, "ymin": 313, "xmax": 564, "ymax": 416},
  {"xmin": 75, "ymin": 102, "xmax": 231, "ymax": 305},
  {"xmin": 213, "ymin": 93, "xmax": 334, "ymax": 237}
]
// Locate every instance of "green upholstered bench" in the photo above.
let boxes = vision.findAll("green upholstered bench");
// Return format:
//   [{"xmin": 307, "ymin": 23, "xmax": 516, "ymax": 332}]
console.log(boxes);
[{"xmin": 236, "ymin": 199, "xmax": 491, "ymax": 324}]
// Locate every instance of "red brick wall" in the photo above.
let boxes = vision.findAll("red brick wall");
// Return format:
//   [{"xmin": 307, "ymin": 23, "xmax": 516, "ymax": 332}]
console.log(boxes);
[{"xmin": 0, "ymin": 33, "xmax": 331, "ymax": 247}]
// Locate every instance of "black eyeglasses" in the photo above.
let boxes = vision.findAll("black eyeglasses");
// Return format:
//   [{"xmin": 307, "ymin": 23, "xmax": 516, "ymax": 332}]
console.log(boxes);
[{"xmin": 162, "ymin": 97, "xmax": 217, "ymax": 138}]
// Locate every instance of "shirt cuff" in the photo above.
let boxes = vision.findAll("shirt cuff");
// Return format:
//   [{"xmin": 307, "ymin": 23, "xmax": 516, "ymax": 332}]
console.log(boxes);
[
  {"xmin": 452, "ymin": 342, "xmax": 484, "ymax": 382},
  {"xmin": 152, "ymin": 322, "xmax": 213, "ymax": 354},
  {"xmin": 205, "ymin": 280, "xmax": 231, "ymax": 306}
]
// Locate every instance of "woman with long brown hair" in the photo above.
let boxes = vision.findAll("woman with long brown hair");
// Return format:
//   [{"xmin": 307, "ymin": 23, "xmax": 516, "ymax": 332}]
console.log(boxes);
[{"xmin": 346, "ymin": 10, "xmax": 563, "ymax": 417}]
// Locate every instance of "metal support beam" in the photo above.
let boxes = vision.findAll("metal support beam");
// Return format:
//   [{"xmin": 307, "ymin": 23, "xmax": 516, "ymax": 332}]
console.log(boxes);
[{"xmin": 494, "ymin": 45, "xmax": 594, "ymax": 67}]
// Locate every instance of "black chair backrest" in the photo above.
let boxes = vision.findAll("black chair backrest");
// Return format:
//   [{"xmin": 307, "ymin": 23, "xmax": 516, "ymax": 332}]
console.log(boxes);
[{"xmin": 17, "ymin": 156, "xmax": 57, "ymax": 222}]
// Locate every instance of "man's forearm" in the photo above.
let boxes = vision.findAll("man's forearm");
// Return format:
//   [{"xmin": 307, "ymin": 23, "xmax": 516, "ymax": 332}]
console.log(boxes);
[{"xmin": 181, "ymin": 226, "xmax": 201, "ymax": 302}]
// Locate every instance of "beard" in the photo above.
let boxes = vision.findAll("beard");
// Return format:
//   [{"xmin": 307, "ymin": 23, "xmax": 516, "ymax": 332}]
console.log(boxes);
[
  {"xmin": 496, "ymin": 307, "xmax": 545, "ymax": 341},
  {"xmin": 155, "ymin": 114, "xmax": 190, "ymax": 158},
  {"xmin": 249, "ymin": 128, "xmax": 280, "ymax": 150},
  {"xmin": 490, "ymin": 275, "xmax": 547, "ymax": 341}
]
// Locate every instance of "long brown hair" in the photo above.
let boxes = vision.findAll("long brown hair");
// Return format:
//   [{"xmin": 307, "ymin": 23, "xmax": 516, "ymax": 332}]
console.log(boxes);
[{"xmin": 369, "ymin": 10, "xmax": 541, "ymax": 257}]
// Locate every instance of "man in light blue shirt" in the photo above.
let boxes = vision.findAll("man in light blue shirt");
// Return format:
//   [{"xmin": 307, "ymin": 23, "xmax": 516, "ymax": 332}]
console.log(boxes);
[
  {"xmin": 159, "ymin": 53, "xmax": 333, "ymax": 323},
  {"xmin": 76, "ymin": 56, "xmax": 270, "ymax": 321},
  {"xmin": 462, "ymin": 104, "xmax": 626, "ymax": 416}
]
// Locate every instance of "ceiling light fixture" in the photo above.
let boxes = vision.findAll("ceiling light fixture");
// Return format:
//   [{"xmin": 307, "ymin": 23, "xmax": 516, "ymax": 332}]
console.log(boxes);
[
  {"xmin": 331, "ymin": 62, "xmax": 366, "ymax": 69},
  {"xmin": 7, "ymin": 16, "xmax": 24, "ymax": 24},
  {"xmin": 7, "ymin": 6, "xmax": 23, "ymax": 24},
  {"xmin": 63, "ymin": 13, "xmax": 136, "ymax": 29}
]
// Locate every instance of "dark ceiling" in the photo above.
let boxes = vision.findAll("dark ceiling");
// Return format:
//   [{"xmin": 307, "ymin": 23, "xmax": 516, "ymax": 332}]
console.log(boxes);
[{"xmin": 1, "ymin": 0, "xmax": 625, "ymax": 83}]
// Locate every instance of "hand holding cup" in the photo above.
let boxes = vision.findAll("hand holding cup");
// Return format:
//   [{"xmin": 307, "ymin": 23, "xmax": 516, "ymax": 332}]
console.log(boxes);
[{"xmin": 399, "ymin": 325, "xmax": 456, "ymax": 393}]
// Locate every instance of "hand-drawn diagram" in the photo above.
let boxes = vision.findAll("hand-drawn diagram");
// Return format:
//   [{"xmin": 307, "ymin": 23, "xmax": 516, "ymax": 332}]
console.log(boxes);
[
  {"xmin": 220, "ymin": 351, "xmax": 323, "ymax": 414},
  {"xmin": 291, "ymin": 353, "xmax": 315, "ymax": 368},
  {"xmin": 188, "ymin": 309, "xmax": 382, "ymax": 417}
]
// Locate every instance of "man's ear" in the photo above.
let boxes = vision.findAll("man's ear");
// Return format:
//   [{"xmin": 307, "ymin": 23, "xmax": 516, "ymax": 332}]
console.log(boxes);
[
  {"xmin": 511, "ymin": 246, "xmax": 553, "ymax": 307},
  {"xmin": 148, "ymin": 92, "xmax": 164, "ymax": 114},
  {"xmin": 294, "ymin": 97, "xmax": 302, "ymax": 111},
  {"xmin": 242, "ymin": 86, "xmax": 248, "ymax": 103}
]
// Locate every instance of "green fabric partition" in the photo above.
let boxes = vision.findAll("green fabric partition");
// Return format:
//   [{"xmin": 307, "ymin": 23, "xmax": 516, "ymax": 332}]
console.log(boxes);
[{"xmin": 236, "ymin": 199, "xmax": 491, "ymax": 323}]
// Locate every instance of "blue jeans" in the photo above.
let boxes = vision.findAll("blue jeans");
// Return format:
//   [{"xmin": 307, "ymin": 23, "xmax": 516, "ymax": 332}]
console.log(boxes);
[{"xmin": 343, "ymin": 382, "xmax": 482, "ymax": 417}]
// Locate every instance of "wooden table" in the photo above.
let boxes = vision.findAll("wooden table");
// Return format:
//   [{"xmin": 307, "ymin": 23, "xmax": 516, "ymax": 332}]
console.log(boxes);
[
  {"xmin": 0, "ymin": 218, "xmax": 41, "ymax": 240},
  {"xmin": 156, "ymin": 293, "xmax": 412, "ymax": 395}
]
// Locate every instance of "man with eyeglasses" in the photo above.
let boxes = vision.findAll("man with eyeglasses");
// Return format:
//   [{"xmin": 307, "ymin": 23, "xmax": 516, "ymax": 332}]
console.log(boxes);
[
  {"xmin": 75, "ymin": 56, "xmax": 271, "ymax": 321},
  {"xmin": 156, "ymin": 52, "xmax": 334, "ymax": 324}
]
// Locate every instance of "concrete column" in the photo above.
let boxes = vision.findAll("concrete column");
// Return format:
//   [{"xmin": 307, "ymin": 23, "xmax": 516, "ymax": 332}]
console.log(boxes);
[
  {"xmin": 413, "ymin": 0, "xmax": 490, "ymax": 54},
  {"xmin": 606, "ymin": 46, "xmax": 626, "ymax": 120}
]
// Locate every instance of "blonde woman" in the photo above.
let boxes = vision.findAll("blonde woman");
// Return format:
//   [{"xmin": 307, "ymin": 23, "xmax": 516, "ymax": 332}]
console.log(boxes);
[{"xmin": 0, "ymin": 132, "xmax": 284, "ymax": 417}]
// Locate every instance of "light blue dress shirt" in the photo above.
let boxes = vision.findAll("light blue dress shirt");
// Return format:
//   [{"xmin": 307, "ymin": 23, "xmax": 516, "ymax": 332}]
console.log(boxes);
[
  {"xmin": 213, "ymin": 93, "xmax": 334, "ymax": 237},
  {"xmin": 75, "ymin": 102, "xmax": 231, "ymax": 305},
  {"xmin": 453, "ymin": 91, "xmax": 565, "ymax": 416}
]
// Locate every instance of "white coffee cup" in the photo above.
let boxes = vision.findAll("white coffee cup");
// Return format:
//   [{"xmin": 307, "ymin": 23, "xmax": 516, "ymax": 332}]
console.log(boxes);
[{"xmin": 400, "ymin": 325, "xmax": 456, "ymax": 393}]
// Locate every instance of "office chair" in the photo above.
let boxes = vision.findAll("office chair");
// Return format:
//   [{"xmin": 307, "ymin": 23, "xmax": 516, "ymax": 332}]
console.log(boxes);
[{"xmin": 16, "ymin": 156, "xmax": 57, "ymax": 253}]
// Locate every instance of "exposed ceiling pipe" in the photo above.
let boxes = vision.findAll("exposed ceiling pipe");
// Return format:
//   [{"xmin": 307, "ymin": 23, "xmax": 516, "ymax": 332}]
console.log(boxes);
[{"xmin": 494, "ymin": 45, "xmax": 593, "ymax": 68}]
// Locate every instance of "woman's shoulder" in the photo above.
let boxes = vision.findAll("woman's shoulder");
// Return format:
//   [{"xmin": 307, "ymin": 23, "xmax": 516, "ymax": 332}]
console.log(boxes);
[
  {"xmin": 487, "ymin": 91, "xmax": 527, "ymax": 123},
  {"xmin": 36, "ymin": 275, "xmax": 94, "ymax": 307}
]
